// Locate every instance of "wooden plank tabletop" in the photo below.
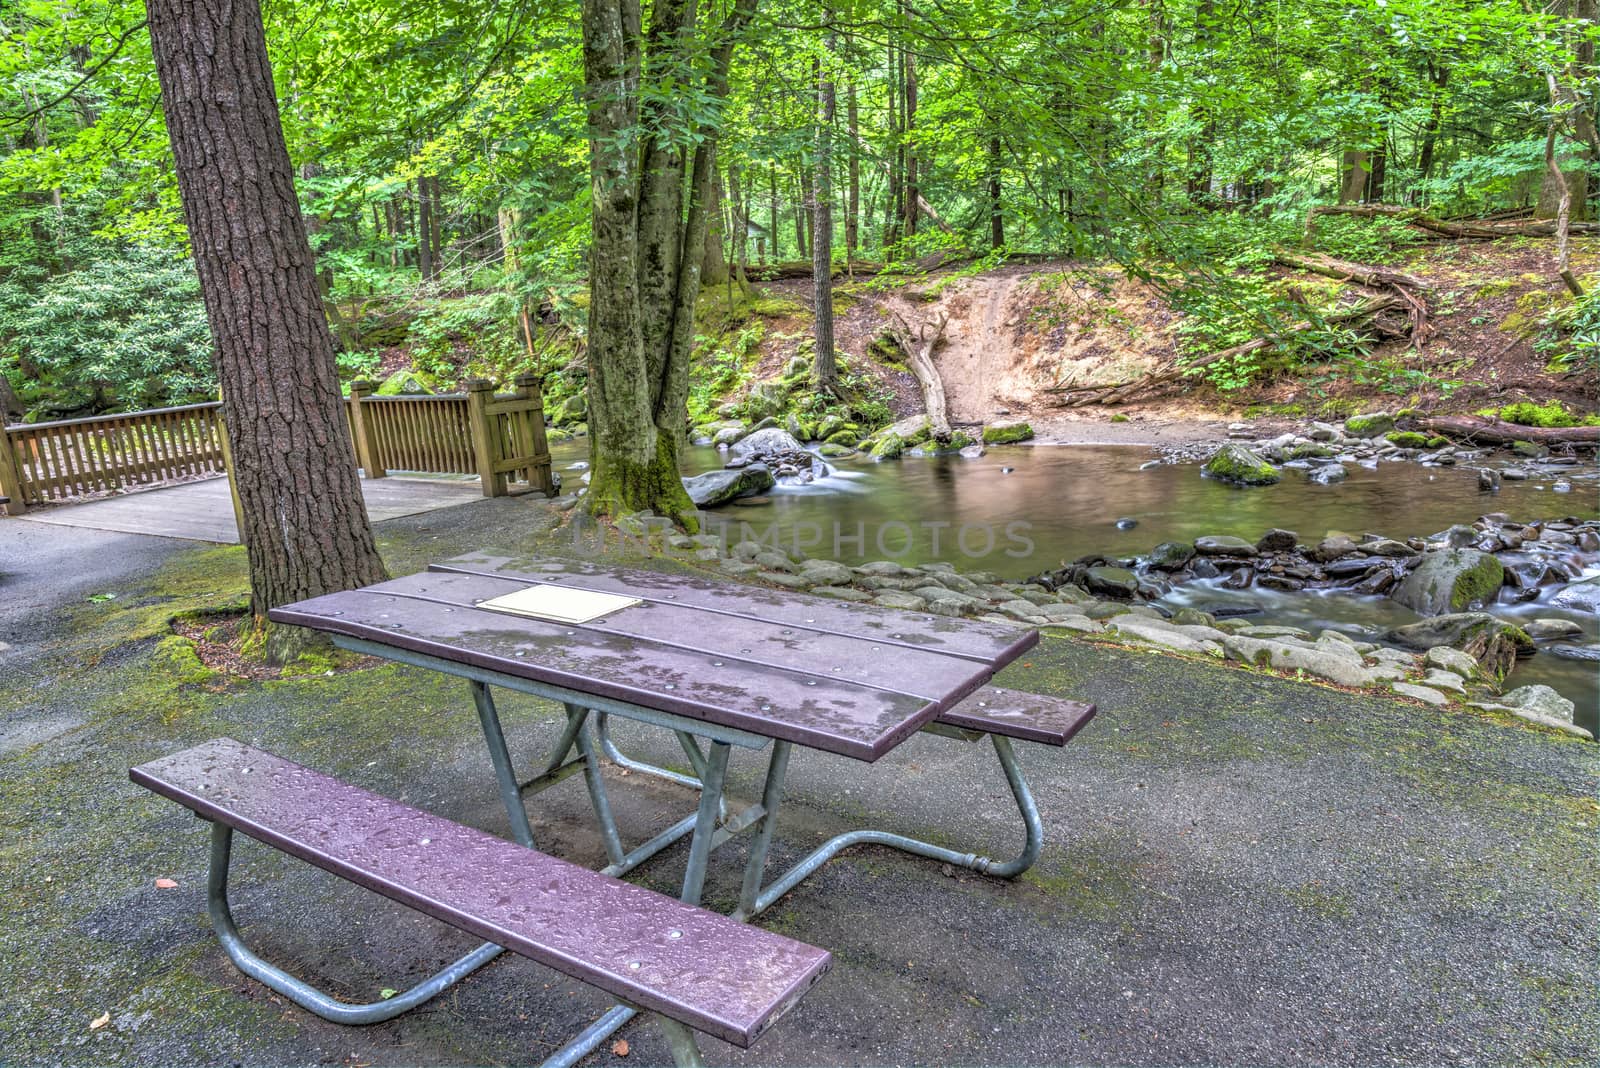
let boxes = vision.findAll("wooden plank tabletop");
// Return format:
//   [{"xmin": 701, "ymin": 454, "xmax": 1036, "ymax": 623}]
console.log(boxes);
[{"xmin": 270, "ymin": 557, "xmax": 1037, "ymax": 762}]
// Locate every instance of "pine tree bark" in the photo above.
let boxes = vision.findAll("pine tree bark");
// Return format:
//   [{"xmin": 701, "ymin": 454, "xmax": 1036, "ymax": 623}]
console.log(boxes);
[{"xmin": 144, "ymin": 0, "xmax": 386, "ymax": 654}]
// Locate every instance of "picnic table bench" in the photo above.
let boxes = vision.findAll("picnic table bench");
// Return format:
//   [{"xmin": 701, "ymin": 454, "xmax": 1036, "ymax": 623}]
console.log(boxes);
[
  {"xmin": 132, "ymin": 738, "xmax": 829, "ymax": 1067},
  {"xmin": 133, "ymin": 554, "xmax": 1096, "ymax": 1061}
]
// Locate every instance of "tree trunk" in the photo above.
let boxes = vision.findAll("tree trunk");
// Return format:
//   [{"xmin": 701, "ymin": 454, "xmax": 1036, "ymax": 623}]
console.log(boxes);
[
  {"xmin": 417, "ymin": 175, "xmax": 435, "ymax": 281},
  {"xmin": 846, "ymin": 80, "xmax": 860, "ymax": 262},
  {"xmin": 580, "ymin": 0, "xmax": 756, "ymax": 526},
  {"xmin": 702, "ymin": 169, "xmax": 729, "ymax": 287},
  {"xmin": 888, "ymin": 310, "xmax": 950, "ymax": 441},
  {"xmin": 988, "ymin": 131, "xmax": 1005, "ymax": 250},
  {"xmin": 813, "ymin": 39, "xmax": 838, "ymax": 391},
  {"xmin": 145, "ymin": 0, "xmax": 386, "ymax": 654},
  {"xmin": 902, "ymin": 37, "xmax": 918, "ymax": 240},
  {"xmin": 768, "ymin": 160, "xmax": 779, "ymax": 262},
  {"xmin": 1408, "ymin": 415, "xmax": 1599, "ymax": 447},
  {"xmin": 1339, "ymin": 149, "xmax": 1369, "ymax": 204},
  {"xmin": 728, "ymin": 164, "xmax": 751, "ymax": 290}
]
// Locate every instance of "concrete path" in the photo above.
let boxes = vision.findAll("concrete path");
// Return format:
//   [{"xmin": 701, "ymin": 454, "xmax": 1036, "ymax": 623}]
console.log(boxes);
[{"xmin": 5, "ymin": 473, "xmax": 482, "ymax": 543}]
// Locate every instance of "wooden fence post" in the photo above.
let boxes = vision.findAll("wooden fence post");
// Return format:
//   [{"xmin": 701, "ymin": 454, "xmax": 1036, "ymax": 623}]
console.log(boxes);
[
  {"xmin": 514, "ymin": 372, "xmax": 556, "ymax": 496},
  {"xmin": 0, "ymin": 425, "xmax": 27, "ymax": 515},
  {"xmin": 465, "ymin": 378, "xmax": 505, "ymax": 497},
  {"xmin": 347, "ymin": 381, "xmax": 387, "ymax": 479}
]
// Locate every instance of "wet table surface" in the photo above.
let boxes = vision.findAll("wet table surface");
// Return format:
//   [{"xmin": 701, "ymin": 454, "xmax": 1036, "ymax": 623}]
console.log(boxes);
[{"xmin": 270, "ymin": 556, "xmax": 1039, "ymax": 761}]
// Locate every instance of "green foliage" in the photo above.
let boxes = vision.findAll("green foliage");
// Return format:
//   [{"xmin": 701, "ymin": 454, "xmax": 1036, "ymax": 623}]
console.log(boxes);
[
  {"xmin": 1537, "ymin": 288, "xmax": 1600, "ymax": 378},
  {"xmin": 1307, "ymin": 216, "xmax": 1422, "ymax": 265},
  {"xmin": 0, "ymin": 243, "xmax": 213, "ymax": 417},
  {"xmin": 688, "ymin": 323, "xmax": 766, "ymax": 424},
  {"xmin": 1478, "ymin": 400, "xmax": 1599, "ymax": 428}
]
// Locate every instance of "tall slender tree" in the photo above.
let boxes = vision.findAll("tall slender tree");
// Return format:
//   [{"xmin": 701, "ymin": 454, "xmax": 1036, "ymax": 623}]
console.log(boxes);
[
  {"xmin": 813, "ymin": 33, "xmax": 838, "ymax": 390},
  {"xmin": 579, "ymin": 0, "xmax": 756, "ymax": 526},
  {"xmin": 145, "ymin": 0, "xmax": 387, "ymax": 657}
]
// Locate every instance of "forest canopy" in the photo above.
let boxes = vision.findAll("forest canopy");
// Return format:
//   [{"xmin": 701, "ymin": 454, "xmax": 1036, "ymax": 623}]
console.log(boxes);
[{"xmin": 1, "ymin": 0, "xmax": 1595, "ymax": 420}]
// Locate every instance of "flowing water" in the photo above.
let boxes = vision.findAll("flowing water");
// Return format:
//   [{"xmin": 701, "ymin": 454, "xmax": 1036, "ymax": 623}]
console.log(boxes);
[{"xmin": 551, "ymin": 439, "xmax": 1600, "ymax": 729}]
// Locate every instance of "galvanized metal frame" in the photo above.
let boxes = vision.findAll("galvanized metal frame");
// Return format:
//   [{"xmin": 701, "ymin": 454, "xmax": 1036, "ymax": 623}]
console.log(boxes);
[
  {"xmin": 204, "ymin": 814, "xmax": 706, "ymax": 1067},
  {"xmin": 596, "ymin": 724, "xmax": 1044, "ymax": 920},
  {"xmin": 321, "ymin": 631, "xmax": 1043, "ymax": 1058}
]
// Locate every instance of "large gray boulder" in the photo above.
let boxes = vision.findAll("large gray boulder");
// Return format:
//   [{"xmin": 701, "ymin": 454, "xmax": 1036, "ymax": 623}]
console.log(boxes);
[
  {"xmin": 731, "ymin": 426, "xmax": 805, "ymax": 460},
  {"xmin": 1391, "ymin": 549, "xmax": 1504, "ymax": 616},
  {"xmin": 683, "ymin": 463, "xmax": 775, "ymax": 507},
  {"xmin": 1551, "ymin": 576, "xmax": 1600, "ymax": 612}
]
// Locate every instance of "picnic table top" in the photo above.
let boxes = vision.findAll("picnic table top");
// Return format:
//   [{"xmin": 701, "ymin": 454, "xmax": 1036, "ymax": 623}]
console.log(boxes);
[{"xmin": 269, "ymin": 556, "xmax": 1037, "ymax": 761}]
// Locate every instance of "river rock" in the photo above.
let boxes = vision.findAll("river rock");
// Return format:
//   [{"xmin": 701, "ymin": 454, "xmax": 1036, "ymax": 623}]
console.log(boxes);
[
  {"xmin": 1383, "ymin": 612, "xmax": 1532, "ymax": 681},
  {"xmin": 1391, "ymin": 682, "xmax": 1451, "ymax": 706},
  {"xmin": 1491, "ymin": 685, "xmax": 1578, "ymax": 724},
  {"xmin": 731, "ymin": 426, "xmax": 805, "ymax": 460},
  {"xmin": 1195, "ymin": 535, "xmax": 1258, "ymax": 556},
  {"xmin": 1085, "ymin": 566, "xmax": 1140, "ymax": 598},
  {"xmin": 982, "ymin": 420, "xmax": 1034, "ymax": 444},
  {"xmin": 1148, "ymin": 541, "xmax": 1195, "ymax": 570},
  {"xmin": 1477, "ymin": 468, "xmax": 1501, "ymax": 492},
  {"xmin": 1108, "ymin": 618, "xmax": 1223, "ymax": 655},
  {"xmin": 1524, "ymin": 618, "xmax": 1585, "ymax": 641},
  {"xmin": 1551, "ymin": 576, "xmax": 1600, "ymax": 612},
  {"xmin": 683, "ymin": 464, "xmax": 775, "ymax": 507},
  {"xmin": 1421, "ymin": 669, "xmax": 1467, "ymax": 694},
  {"xmin": 1221, "ymin": 634, "xmax": 1382, "ymax": 687},
  {"xmin": 1343, "ymin": 412, "xmax": 1394, "ymax": 438},
  {"xmin": 1312, "ymin": 534, "xmax": 1360, "ymax": 562},
  {"xmin": 873, "ymin": 591, "xmax": 928, "ymax": 611},
  {"xmin": 1307, "ymin": 464, "xmax": 1348, "ymax": 484},
  {"xmin": 1550, "ymin": 644, "xmax": 1600, "ymax": 662},
  {"xmin": 1256, "ymin": 528, "xmax": 1298, "ymax": 552},
  {"xmin": 798, "ymin": 559, "xmax": 855, "ymax": 586},
  {"xmin": 1423, "ymin": 645, "xmax": 1480, "ymax": 679},
  {"xmin": 1391, "ymin": 549, "xmax": 1505, "ymax": 615},
  {"xmin": 1202, "ymin": 444, "xmax": 1281, "ymax": 486}
]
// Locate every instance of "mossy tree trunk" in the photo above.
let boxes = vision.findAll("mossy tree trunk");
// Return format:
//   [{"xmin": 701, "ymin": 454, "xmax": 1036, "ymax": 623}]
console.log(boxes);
[
  {"xmin": 145, "ymin": 0, "xmax": 388, "ymax": 660},
  {"xmin": 580, "ymin": 0, "xmax": 757, "ymax": 529}
]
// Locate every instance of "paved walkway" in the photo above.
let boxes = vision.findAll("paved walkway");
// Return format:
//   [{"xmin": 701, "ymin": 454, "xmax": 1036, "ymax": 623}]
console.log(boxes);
[{"xmin": 5, "ymin": 474, "xmax": 482, "ymax": 544}]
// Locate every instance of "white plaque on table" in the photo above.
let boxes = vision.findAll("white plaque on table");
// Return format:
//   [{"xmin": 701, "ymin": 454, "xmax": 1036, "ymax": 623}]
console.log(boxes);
[{"xmin": 476, "ymin": 584, "xmax": 641, "ymax": 625}]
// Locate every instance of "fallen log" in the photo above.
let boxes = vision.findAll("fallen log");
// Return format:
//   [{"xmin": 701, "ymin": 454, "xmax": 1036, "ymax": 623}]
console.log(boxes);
[
  {"xmin": 1048, "ymin": 295, "xmax": 1403, "ymax": 406},
  {"xmin": 1406, "ymin": 415, "xmax": 1600, "ymax": 447},
  {"xmin": 888, "ymin": 309, "xmax": 953, "ymax": 440},
  {"xmin": 1271, "ymin": 249, "xmax": 1431, "ymax": 291},
  {"xmin": 1307, "ymin": 204, "xmax": 1600, "ymax": 240}
]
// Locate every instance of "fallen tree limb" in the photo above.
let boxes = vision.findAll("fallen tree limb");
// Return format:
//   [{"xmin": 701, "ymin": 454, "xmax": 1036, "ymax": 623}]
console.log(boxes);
[
  {"xmin": 888, "ymin": 309, "xmax": 952, "ymax": 440},
  {"xmin": 1271, "ymin": 249, "xmax": 1431, "ymax": 291},
  {"xmin": 1405, "ymin": 415, "xmax": 1599, "ymax": 447},
  {"xmin": 1307, "ymin": 204, "xmax": 1600, "ymax": 239},
  {"xmin": 1046, "ymin": 295, "xmax": 1403, "ymax": 407}
]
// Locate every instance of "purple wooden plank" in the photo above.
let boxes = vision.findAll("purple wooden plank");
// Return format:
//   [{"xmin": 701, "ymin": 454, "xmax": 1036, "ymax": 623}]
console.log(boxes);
[
  {"xmin": 370, "ymin": 570, "xmax": 994, "ymax": 704},
  {"xmin": 131, "ymin": 739, "xmax": 829, "ymax": 1047},
  {"xmin": 430, "ymin": 557, "xmax": 1037, "ymax": 667},
  {"xmin": 936, "ymin": 687, "xmax": 1098, "ymax": 747},
  {"xmin": 269, "ymin": 590, "xmax": 940, "ymax": 761}
]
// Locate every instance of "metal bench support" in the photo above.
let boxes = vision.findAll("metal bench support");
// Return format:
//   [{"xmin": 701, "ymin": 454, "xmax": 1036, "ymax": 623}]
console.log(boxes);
[
  {"xmin": 205, "ymin": 821, "xmax": 506, "ymax": 1025},
  {"xmin": 205, "ymin": 821, "xmax": 705, "ymax": 1066},
  {"xmin": 594, "ymin": 724, "xmax": 1043, "ymax": 920}
]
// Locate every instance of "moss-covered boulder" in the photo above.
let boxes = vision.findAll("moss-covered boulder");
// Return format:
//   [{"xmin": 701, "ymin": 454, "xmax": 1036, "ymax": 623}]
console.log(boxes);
[
  {"xmin": 376, "ymin": 369, "xmax": 436, "ymax": 396},
  {"xmin": 869, "ymin": 433, "xmax": 906, "ymax": 460},
  {"xmin": 1288, "ymin": 443, "xmax": 1335, "ymax": 460},
  {"xmin": 1344, "ymin": 412, "xmax": 1394, "ymax": 438},
  {"xmin": 1147, "ymin": 540, "xmax": 1196, "ymax": 570},
  {"xmin": 743, "ymin": 380, "xmax": 788, "ymax": 421},
  {"xmin": 1385, "ymin": 431, "xmax": 1430, "ymax": 448},
  {"xmin": 1391, "ymin": 549, "xmax": 1505, "ymax": 616},
  {"xmin": 982, "ymin": 420, "xmax": 1034, "ymax": 445},
  {"xmin": 1384, "ymin": 612, "xmax": 1532, "ymax": 682},
  {"xmin": 824, "ymin": 427, "xmax": 860, "ymax": 447},
  {"xmin": 817, "ymin": 442, "xmax": 856, "ymax": 458},
  {"xmin": 1201, "ymin": 444, "xmax": 1281, "ymax": 486}
]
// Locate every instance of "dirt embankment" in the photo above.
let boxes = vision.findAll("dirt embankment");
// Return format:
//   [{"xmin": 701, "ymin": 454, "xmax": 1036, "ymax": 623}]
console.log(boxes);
[{"xmin": 757, "ymin": 239, "xmax": 1598, "ymax": 443}]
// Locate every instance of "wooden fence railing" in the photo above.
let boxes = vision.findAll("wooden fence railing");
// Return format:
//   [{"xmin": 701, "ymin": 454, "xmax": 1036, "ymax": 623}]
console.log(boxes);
[
  {"xmin": 0, "ymin": 402, "xmax": 228, "ymax": 511},
  {"xmin": 0, "ymin": 375, "xmax": 554, "ymax": 514}
]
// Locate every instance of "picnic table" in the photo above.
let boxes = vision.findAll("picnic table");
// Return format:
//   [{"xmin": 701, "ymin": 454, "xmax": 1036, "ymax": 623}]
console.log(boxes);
[{"xmin": 135, "ymin": 554, "xmax": 1095, "ymax": 1065}]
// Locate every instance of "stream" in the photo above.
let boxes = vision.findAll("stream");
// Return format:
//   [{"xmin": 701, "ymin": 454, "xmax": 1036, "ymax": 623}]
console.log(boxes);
[{"xmin": 551, "ymin": 439, "xmax": 1599, "ymax": 730}]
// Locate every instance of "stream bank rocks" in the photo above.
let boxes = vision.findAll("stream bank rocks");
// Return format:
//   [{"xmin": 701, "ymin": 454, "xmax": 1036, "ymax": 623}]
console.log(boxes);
[{"xmin": 616, "ymin": 511, "xmax": 1597, "ymax": 740}]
